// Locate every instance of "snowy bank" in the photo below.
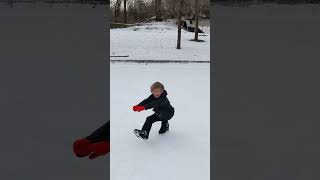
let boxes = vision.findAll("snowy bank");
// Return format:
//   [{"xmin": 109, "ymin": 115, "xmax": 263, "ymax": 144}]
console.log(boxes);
[{"xmin": 110, "ymin": 21, "xmax": 210, "ymax": 61}]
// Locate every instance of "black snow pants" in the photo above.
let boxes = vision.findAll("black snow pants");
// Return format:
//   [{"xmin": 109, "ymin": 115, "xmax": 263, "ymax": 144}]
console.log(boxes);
[{"xmin": 141, "ymin": 110, "xmax": 174, "ymax": 134}]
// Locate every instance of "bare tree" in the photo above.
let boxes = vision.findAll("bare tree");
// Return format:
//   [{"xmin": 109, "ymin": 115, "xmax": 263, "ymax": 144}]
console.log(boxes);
[
  {"xmin": 124, "ymin": 0, "xmax": 127, "ymax": 23},
  {"xmin": 164, "ymin": 0, "xmax": 177, "ymax": 19},
  {"xmin": 200, "ymin": 0, "xmax": 210, "ymax": 19},
  {"xmin": 136, "ymin": 0, "xmax": 143, "ymax": 22},
  {"xmin": 114, "ymin": 0, "xmax": 122, "ymax": 22},
  {"xmin": 194, "ymin": 0, "xmax": 199, "ymax": 41},
  {"xmin": 111, "ymin": 0, "xmax": 209, "ymax": 24},
  {"xmin": 177, "ymin": 0, "xmax": 183, "ymax": 49},
  {"xmin": 155, "ymin": 0, "xmax": 162, "ymax": 21}
]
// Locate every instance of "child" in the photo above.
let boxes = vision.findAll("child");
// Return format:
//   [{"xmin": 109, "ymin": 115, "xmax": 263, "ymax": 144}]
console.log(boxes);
[
  {"xmin": 132, "ymin": 82, "xmax": 175, "ymax": 140},
  {"xmin": 73, "ymin": 121, "xmax": 110, "ymax": 159}
]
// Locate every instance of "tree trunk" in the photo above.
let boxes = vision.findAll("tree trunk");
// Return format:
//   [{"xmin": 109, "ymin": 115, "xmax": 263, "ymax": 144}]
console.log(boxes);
[
  {"xmin": 137, "ymin": 1, "xmax": 141, "ymax": 22},
  {"xmin": 114, "ymin": 0, "xmax": 122, "ymax": 23},
  {"xmin": 194, "ymin": 0, "xmax": 199, "ymax": 41},
  {"xmin": 177, "ymin": 17, "xmax": 181, "ymax": 49},
  {"xmin": 124, "ymin": 0, "xmax": 127, "ymax": 23},
  {"xmin": 155, "ymin": 0, "xmax": 162, "ymax": 21},
  {"xmin": 177, "ymin": 0, "xmax": 183, "ymax": 49}
]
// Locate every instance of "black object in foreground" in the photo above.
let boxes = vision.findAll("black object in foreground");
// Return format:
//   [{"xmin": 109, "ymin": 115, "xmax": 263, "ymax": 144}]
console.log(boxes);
[{"xmin": 87, "ymin": 121, "xmax": 110, "ymax": 143}]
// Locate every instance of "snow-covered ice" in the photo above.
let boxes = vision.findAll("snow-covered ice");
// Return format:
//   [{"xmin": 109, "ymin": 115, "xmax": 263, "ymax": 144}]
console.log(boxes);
[
  {"xmin": 110, "ymin": 63, "xmax": 210, "ymax": 180},
  {"xmin": 110, "ymin": 21, "xmax": 210, "ymax": 61}
]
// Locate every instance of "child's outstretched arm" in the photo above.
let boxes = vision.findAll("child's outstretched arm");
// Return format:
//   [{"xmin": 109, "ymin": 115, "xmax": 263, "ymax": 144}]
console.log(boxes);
[
  {"xmin": 137, "ymin": 94, "xmax": 154, "ymax": 106},
  {"xmin": 144, "ymin": 96, "xmax": 169, "ymax": 109}
]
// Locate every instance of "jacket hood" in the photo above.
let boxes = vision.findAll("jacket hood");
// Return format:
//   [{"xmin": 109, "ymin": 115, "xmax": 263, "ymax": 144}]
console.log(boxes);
[{"xmin": 161, "ymin": 90, "xmax": 168, "ymax": 97}]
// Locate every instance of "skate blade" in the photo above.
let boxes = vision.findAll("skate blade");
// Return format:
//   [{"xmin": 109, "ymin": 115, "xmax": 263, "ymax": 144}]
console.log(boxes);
[
  {"xmin": 133, "ymin": 130, "xmax": 148, "ymax": 141},
  {"xmin": 134, "ymin": 131, "xmax": 140, "ymax": 138}
]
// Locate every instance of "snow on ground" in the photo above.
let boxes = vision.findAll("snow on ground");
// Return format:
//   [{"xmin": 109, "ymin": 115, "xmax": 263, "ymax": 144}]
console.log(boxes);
[
  {"xmin": 110, "ymin": 21, "xmax": 210, "ymax": 61},
  {"xmin": 110, "ymin": 63, "xmax": 210, "ymax": 180}
]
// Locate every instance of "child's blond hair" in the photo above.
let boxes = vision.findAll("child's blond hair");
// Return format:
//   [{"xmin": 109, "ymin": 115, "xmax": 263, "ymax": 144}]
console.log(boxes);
[{"xmin": 150, "ymin": 82, "xmax": 165, "ymax": 92}]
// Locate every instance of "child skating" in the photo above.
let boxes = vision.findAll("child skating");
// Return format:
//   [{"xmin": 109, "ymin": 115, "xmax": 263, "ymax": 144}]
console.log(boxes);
[{"xmin": 132, "ymin": 82, "xmax": 175, "ymax": 140}]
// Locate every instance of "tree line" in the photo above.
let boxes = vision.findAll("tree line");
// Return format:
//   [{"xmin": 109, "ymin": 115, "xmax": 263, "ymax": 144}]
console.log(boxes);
[
  {"xmin": 111, "ymin": 0, "xmax": 209, "ymax": 50},
  {"xmin": 110, "ymin": 0, "xmax": 210, "ymax": 24}
]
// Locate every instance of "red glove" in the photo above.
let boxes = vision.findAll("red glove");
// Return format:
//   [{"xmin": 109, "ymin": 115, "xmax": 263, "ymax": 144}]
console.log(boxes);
[
  {"xmin": 88, "ymin": 141, "xmax": 110, "ymax": 159},
  {"xmin": 132, "ymin": 105, "xmax": 140, "ymax": 112},
  {"xmin": 137, "ymin": 106, "xmax": 145, "ymax": 112},
  {"xmin": 73, "ymin": 138, "xmax": 110, "ymax": 159},
  {"xmin": 73, "ymin": 138, "xmax": 92, "ymax": 157}
]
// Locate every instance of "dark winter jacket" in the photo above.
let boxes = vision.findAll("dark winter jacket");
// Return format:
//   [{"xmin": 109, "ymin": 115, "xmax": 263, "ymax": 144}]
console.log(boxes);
[
  {"xmin": 86, "ymin": 121, "xmax": 110, "ymax": 143},
  {"xmin": 138, "ymin": 90, "xmax": 175, "ymax": 120}
]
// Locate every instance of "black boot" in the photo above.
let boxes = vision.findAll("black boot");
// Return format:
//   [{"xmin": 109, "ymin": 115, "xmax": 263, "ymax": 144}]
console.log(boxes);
[
  {"xmin": 134, "ymin": 129, "xmax": 149, "ymax": 140},
  {"xmin": 159, "ymin": 122, "xmax": 169, "ymax": 135}
]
